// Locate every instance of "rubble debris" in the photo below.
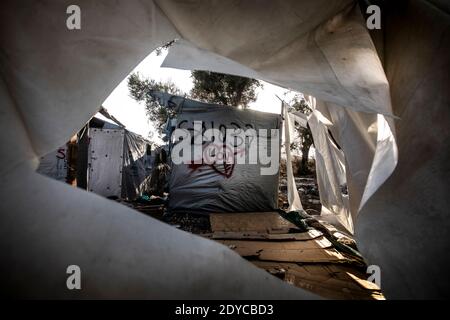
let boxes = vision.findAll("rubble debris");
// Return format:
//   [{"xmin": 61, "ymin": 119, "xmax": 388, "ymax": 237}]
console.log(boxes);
[
  {"xmin": 278, "ymin": 210, "xmax": 364, "ymax": 263},
  {"xmin": 163, "ymin": 213, "xmax": 212, "ymax": 234},
  {"xmin": 127, "ymin": 208, "xmax": 378, "ymax": 299},
  {"xmin": 278, "ymin": 175, "xmax": 321, "ymax": 212}
]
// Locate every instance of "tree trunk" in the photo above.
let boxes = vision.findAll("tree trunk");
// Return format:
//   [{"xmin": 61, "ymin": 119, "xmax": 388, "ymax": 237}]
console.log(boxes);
[{"xmin": 300, "ymin": 145, "xmax": 310, "ymax": 175}]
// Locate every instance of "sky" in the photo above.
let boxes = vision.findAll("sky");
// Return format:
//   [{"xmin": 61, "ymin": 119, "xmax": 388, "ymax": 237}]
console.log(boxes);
[{"xmin": 101, "ymin": 49, "xmax": 297, "ymax": 144}]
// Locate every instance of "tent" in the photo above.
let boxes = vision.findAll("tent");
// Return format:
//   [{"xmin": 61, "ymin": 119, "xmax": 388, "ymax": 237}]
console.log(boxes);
[
  {"xmin": 36, "ymin": 144, "xmax": 70, "ymax": 183},
  {"xmin": 37, "ymin": 112, "xmax": 154, "ymax": 201},
  {"xmin": 0, "ymin": 0, "xmax": 449, "ymax": 299},
  {"xmin": 151, "ymin": 94, "xmax": 282, "ymax": 214}
]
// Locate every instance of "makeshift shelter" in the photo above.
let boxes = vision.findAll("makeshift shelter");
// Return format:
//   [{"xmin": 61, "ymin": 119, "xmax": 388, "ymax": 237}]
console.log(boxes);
[
  {"xmin": 151, "ymin": 93, "xmax": 282, "ymax": 214},
  {"xmin": 37, "ymin": 111, "xmax": 154, "ymax": 200},
  {"xmin": 0, "ymin": 0, "xmax": 449, "ymax": 299},
  {"xmin": 83, "ymin": 114, "xmax": 154, "ymax": 200}
]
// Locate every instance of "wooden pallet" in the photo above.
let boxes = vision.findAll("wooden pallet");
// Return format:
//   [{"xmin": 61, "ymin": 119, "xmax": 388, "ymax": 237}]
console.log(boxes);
[
  {"xmin": 217, "ymin": 238, "xmax": 347, "ymax": 263},
  {"xmin": 209, "ymin": 212, "xmax": 384, "ymax": 299},
  {"xmin": 252, "ymin": 261, "xmax": 384, "ymax": 300}
]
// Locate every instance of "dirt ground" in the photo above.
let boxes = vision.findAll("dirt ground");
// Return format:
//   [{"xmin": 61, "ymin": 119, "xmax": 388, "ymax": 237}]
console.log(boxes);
[{"xmin": 278, "ymin": 175, "xmax": 321, "ymax": 214}]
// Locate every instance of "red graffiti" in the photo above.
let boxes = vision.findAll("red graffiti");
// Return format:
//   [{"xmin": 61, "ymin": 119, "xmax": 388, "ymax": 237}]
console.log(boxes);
[
  {"xmin": 188, "ymin": 143, "xmax": 245, "ymax": 178},
  {"xmin": 56, "ymin": 148, "xmax": 66, "ymax": 159}
]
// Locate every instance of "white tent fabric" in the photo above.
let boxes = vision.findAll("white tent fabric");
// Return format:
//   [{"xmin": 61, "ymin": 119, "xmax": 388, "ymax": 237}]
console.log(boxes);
[
  {"xmin": 36, "ymin": 145, "xmax": 69, "ymax": 183},
  {"xmin": 283, "ymin": 105, "xmax": 303, "ymax": 211},
  {"xmin": 160, "ymin": 3, "xmax": 393, "ymax": 116},
  {"xmin": 168, "ymin": 99, "xmax": 281, "ymax": 214},
  {"xmin": 289, "ymin": 111, "xmax": 309, "ymax": 129},
  {"xmin": 306, "ymin": 105, "xmax": 353, "ymax": 233},
  {"xmin": 357, "ymin": 0, "xmax": 450, "ymax": 298},
  {"xmin": 286, "ymin": 103, "xmax": 353, "ymax": 233},
  {"xmin": 0, "ymin": 0, "xmax": 449, "ymax": 298}
]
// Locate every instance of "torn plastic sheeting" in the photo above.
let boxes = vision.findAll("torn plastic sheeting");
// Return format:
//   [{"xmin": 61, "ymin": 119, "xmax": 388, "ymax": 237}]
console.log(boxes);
[
  {"xmin": 322, "ymin": 101, "xmax": 397, "ymax": 223},
  {"xmin": 160, "ymin": 3, "xmax": 393, "ymax": 116},
  {"xmin": 3, "ymin": 0, "xmax": 447, "ymax": 299},
  {"xmin": 282, "ymin": 104, "xmax": 303, "ymax": 212},
  {"xmin": 36, "ymin": 145, "xmax": 68, "ymax": 182},
  {"xmin": 289, "ymin": 111, "xmax": 309, "ymax": 129},
  {"xmin": 121, "ymin": 131, "xmax": 153, "ymax": 200},
  {"xmin": 307, "ymin": 107, "xmax": 352, "ymax": 233}
]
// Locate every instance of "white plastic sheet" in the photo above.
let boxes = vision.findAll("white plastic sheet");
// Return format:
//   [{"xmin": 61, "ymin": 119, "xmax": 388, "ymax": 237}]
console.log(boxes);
[
  {"xmin": 283, "ymin": 105, "xmax": 303, "ymax": 211},
  {"xmin": 87, "ymin": 129, "xmax": 125, "ymax": 198},
  {"xmin": 1, "ymin": 0, "xmax": 448, "ymax": 299},
  {"xmin": 36, "ymin": 145, "xmax": 68, "ymax": 182},
  {"xmin": 122, "ymin": 131, "xmax": 153, "ymax": 200},
  {"xmin": 160, "ymin": 3, "xmax": 393, "ymax": 116},
  {"xmin": 169, "ymin": 99, "xmax": 281, "ymax": 214},
  {"xmin": 306, "ymin": 104, "xmax": 352, "ymax": 233}
]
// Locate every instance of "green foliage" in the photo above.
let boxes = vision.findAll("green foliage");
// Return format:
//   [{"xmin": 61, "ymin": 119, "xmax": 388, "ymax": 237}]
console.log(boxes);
[
  {"xmin": 127, "ymin": 51, "xmax": 261, "ymax": 139},
  {"xmin": 190, "ymin": 71, "xmax": 261, "ymax": 108},
  {"xmin": 127, "ymin": 72, "xmax": 183, "ymax": 134}
]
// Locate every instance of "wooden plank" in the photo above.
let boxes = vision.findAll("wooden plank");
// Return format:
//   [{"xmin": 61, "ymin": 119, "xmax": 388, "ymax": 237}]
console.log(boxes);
[
  {"xmin": 258, "ymin": 248, "xmax": 346, "ymax": 263},
  {"xmin": 218, "ymin": 237, "xmax": 347, "ymax": 263},
  {"xmin": 210, "ymin": 212, "xmax": 297, "ymax": 233},
  {"xmin": 211, "ymin": 229, "xmax": 323, "ymax": 241},
  {"xmin": 346, "ymin": 272, "xmax": 382, "ymax": 291},
  {"xmin": 251, "ymin": 261, "xmax": 384, "ymax": 300},
  {"xmin": 219, "ymin": 237, "xmax": 333, "ymax": 250}
]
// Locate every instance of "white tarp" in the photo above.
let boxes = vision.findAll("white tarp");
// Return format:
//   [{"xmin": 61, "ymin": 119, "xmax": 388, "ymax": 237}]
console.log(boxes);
[
  {"xmin": 169, "ymin": 98, "xmax": 281, "ymax": 214},
  {"xmin": 36, "ymin": 145, "xmax": 68, "ymax": 182},
  {"xmin": 87, "ymin": 128, "xmax": 125, "ymax": 198},
  {"xmin": 283, "ymin": 105, "xmax": 303, "ymax": 212},
  {"xmin": 160, "ymin": 3, "xmax": 393, "ymax": 116},
  {"xmin": 122, "ymin": 131, "xmax": 153, "ymax": 200},
  {"xmin": 37, "ymin": 121, "xmax": 152, "ymax": 201},
  {"xmin": 306, "ymin": 101, "xmax": 352, "ymax": 233},
  {"xmin": 1, "ymin": 0, "xmax": 449, "ymax": 299}
]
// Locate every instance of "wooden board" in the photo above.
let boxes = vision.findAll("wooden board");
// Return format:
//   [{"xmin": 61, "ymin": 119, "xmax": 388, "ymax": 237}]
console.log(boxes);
[
  {"xmin": 212, "ymin": 229, "xmax": 323, "ymax": 241},
  {"xmin": 210, "ymin": 212, "xmax": 297, "ymax": 234},
  {"xmin": 251, "ymin": 261, "xmax": 384, "ymax": 300},
  {"xmin": 217, "ymin": 237, "xmax": 348, "ymax": 263}
]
